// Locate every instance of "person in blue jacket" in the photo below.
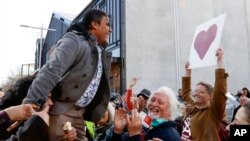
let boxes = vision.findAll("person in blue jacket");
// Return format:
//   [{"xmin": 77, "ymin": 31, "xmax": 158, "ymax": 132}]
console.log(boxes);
[{"xmin": 106, "ymin": 86, "xmax": 182, "ymax": 141}]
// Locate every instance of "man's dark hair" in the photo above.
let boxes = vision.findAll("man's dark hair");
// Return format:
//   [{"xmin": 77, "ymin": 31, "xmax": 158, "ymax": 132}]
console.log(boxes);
[
  {"xmin": 0, "ymin": 75, "xmax": 35, "ymax": 110},
  {"xmin": 242, "ymin": 87, "xmax": 250, "ymax": 98},
  {"xmin": 67, "ymin": 9, "xmax": 107, "ymax": 39},
  {"xmin": 82, "ymin": 9, "xmax": 107, "ymax": 30}
]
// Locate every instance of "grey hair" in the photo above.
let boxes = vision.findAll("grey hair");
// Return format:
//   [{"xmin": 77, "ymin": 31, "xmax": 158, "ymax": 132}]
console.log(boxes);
[{"xmin": 148, "ymin": 86, "xmax": 183, "ymax": 120}]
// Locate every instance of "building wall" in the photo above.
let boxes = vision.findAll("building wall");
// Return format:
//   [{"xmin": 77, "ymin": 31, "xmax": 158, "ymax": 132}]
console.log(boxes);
[
  {"xmin": 110, "ymin": 62, "xmax": 121, "ymax": 93},
  {"xmin": 125, "ymin": 0, "xmax": 250, "ymax": 94},
  {"xmin": 125, "ymin": 0, "xmax": 176, "ymax": 93}
]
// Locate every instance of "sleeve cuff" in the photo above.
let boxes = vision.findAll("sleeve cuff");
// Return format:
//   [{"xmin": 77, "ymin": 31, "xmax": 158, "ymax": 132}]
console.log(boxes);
[
  {"xmin": 0, "ymin": 110, "xmax": 11, "ymax": 125},
  {"xmin": 182, "ymin": 77, "xmax": 191, "ymax": 81},
  {"xmin": 216, "ymin": 69, "xmax": 229, "ymax": 78}
]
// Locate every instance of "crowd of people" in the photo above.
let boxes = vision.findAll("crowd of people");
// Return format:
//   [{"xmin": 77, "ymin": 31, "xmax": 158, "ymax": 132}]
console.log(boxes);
[{"xmin": 1, "ymin": 9, "xmax": 250, "ymax": 141}]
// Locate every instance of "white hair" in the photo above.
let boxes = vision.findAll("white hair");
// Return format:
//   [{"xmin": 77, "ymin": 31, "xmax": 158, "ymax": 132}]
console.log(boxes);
[{"xmin": 148, "ymin": 86, "xmax": 182, "ymax": 120}]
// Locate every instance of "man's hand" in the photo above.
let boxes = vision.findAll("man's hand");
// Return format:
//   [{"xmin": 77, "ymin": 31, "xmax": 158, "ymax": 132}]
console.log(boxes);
[
  {"xmin": 128, "ymin": 77, "xmax": 137, "ymax": 89},
  {"xmin": 114, "ymin": 108, "xmax": 127, "ymax": 134},
  {"xmin": 4, "ymin": 104, "xmax": 37, "ymax": 121},
  {"xmin": 127, "ymin": 109, "xmax": 142, "ymax": 137},
  {"xmin": 5, "ymin": 104, "xmax": 38, "ymax": 131},
  {"xmin": 63, "ymin": 125, "xmax": 77, "ymax": 141},
  {"xmin": 33, "ymin": 102, "xmax": 50, "ymax": 126},
  {"xmin": 185, "ymin": 62, "xmax": 191, "ymax": 77},
  {"xmin": 216, "ymin": 48, "xmax": 224, "ymax": 68}
]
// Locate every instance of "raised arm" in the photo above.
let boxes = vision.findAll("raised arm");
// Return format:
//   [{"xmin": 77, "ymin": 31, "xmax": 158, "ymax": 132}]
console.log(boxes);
[
  {"xmin": 181, "ymin": 62, "xmax": 194, "ymax": 105},
  {"xmin": 23, "ymin": 32, "xmax": 80, "ymax": 107},
  {"xmin": 128, "ymin": 77, "xmax": 137, "ymax": 90},
  {"xmin": 127, "ymin": 77, "xmax": 137, "ymax": 111},
  {"xmin": 185, "ymin": 62, "xmax": 191, "ymax": 77},
  {"xmin": 211, "ymin": 48, "xmax": 228, "ymax": 122}
]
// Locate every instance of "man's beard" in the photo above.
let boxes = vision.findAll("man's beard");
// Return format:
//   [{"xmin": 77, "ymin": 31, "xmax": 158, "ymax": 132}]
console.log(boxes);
[{"xmin": 148, "ymin": 111, "xmax": 160, "ymax": 119}]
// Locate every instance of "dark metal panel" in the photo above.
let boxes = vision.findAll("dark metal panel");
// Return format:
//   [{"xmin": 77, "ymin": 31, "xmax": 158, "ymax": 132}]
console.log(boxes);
[{"xmin": 41, "ymin": 14, "xmax": 71, "ymax": 66}]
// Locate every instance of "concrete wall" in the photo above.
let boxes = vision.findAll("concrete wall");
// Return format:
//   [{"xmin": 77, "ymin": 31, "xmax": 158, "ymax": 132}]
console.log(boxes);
[
  {"xmin": 125, "ymin": 0, "xmax": 250, "ymax": 94},
  {"xmin": 125, "ymin": 0, "xmax": 177, "ymax": 93}
]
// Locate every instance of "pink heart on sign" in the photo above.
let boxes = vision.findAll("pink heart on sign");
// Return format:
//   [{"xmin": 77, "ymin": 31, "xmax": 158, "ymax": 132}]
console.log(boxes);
[{"xmin": 194, "ymin": 24, "xmax": 217, "ymax": 60}]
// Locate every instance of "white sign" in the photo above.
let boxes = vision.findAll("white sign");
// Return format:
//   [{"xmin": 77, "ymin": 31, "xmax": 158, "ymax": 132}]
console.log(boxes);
[{"xmin": 188, "ymin": 13, "xmax": 226, "ymax": 69}]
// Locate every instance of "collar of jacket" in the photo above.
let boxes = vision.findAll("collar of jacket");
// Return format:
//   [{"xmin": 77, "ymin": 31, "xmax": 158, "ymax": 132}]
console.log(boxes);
[
  {"xmin": 151, "ymin": 118, "xmax": 167, "ymax": 128},
  {"xmin": 88, "ymin": 33, "xmax": 105, "ymax": 50}
]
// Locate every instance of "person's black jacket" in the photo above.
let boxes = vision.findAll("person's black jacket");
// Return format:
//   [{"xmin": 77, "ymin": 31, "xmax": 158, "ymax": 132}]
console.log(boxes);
[
  {"xmin": 106, "ymin": 121, "xmax": 180, "ymax": 141},
  {"xmin": 6, "ymin": 115, "xmax": 48, "ymax": 141}
]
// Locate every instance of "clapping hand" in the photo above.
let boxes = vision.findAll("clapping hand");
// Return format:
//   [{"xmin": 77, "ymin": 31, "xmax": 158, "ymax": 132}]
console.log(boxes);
[
  {"xmin": 114, "ymin": 108, "xmax": 127, "ymax": 134},
  {"xmin": 127, "ymin": 109, "xmax": 142, "ymax": 137}
]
